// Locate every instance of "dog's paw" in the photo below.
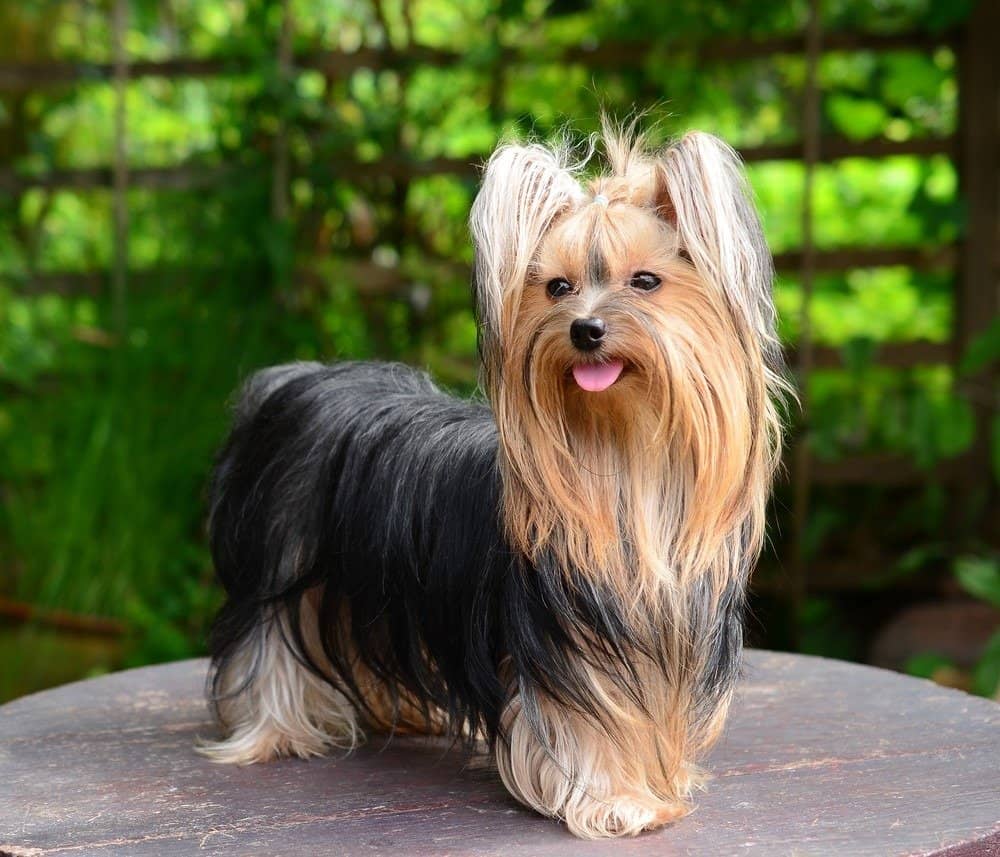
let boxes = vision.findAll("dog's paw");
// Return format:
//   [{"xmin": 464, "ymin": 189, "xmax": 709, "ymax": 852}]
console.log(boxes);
[{"xmin": 563, "ymin": 794, "xmax": 690, "ymax": 838}]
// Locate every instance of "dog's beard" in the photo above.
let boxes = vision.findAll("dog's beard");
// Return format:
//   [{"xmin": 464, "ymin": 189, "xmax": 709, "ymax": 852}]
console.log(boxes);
[{"xmin": 492, "ymin": 275, "xmax": 768, "ymax": 613}]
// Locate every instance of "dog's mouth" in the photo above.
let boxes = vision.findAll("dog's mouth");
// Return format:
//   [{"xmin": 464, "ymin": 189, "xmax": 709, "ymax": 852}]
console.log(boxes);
[{"xmin": 570, "ymin": 359, "xmax": 626, "ymax": 392}]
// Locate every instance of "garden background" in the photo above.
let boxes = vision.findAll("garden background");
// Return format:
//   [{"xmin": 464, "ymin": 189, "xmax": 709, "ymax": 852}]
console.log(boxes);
[{"xmin": 1, "ymin": 0, "xmax": 997, "ymax": 703}]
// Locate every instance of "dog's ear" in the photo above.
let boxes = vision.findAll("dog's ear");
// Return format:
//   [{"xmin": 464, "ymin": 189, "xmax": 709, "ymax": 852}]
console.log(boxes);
[
  {"xmin": 655, "ymin": 132, "xmax": 777, "ymax": 347},
  {"xmin": 469, "ymin": 144, "xmax": 583, "ymax": 355}
]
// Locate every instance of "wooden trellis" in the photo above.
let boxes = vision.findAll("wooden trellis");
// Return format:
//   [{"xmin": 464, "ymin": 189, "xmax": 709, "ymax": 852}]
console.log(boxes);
[{"xmin": 0, "ymin": 7, "xmax": 996, "ymax": 512}]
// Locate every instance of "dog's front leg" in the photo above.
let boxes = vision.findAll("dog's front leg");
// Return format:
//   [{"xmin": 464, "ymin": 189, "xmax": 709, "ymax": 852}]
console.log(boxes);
[{"xmin": 495, "ymin": 689, "xmax": 699, "ymax": 838}]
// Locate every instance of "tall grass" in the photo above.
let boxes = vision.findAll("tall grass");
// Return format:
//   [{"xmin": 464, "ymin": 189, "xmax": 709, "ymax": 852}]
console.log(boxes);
[{"xmin": 2, "ymin": 277, "xmax": 320, "ymax": 669}]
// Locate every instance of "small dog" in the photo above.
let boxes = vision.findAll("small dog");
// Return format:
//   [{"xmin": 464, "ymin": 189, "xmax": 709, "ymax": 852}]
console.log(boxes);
[{"xmin": 200, "ymin": 121, "xmax": 786, "ymax": 838}]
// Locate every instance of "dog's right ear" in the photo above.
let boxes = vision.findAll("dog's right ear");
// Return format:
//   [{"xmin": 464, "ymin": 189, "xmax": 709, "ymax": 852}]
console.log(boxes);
[{"xmin": 469, "ymin": 144, "xmax": 583, "ymax": 363}]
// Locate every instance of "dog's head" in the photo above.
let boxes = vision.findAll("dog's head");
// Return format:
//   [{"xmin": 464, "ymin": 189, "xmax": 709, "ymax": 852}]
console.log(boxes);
[{"xmin": 469, "ymin": 122, "xmax": 786, "ymax": 590}]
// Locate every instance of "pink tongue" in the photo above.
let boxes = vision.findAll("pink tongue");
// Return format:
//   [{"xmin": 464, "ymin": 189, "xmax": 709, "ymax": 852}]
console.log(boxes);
[{"xmin": 572, "ymin": 360, "xmax": 625, "ymax": 392}]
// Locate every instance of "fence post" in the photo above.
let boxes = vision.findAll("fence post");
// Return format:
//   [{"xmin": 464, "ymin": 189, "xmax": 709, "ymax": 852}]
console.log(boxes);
[
  {"xmin": 271, "ymin": 0, "xmax": 292, "ymax": 226},
  {"xmin": 956, "ymin": 0, "xmax": 999, "ymax": 528},
  {"xmin": 111, "ymin": 0, "xmax": 129, "ymax": 335},
  {"xmin": 789, "ymin": 0, "xmax": 822, "ymax": 631}
]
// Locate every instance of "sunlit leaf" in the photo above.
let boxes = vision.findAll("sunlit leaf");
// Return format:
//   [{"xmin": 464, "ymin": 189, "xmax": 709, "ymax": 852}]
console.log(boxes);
[
  {"xmin": 955, "ymin": 556, "xmax": 1000, "ymax": 609},
  {"xmin": 905, "ymin": 651, "xmax": 955, "ymax": 680},
  {"xmin": 973, "ymin": 630, "xmax": 1000, "ymax": 698}
]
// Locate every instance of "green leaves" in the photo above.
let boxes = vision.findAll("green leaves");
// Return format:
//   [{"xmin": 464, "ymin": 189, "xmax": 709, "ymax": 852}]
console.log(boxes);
[
  {"xmin": 952, "ymin": 556, "xmax": 1000, "ymax": 698},
  {"xmin": 955, "ymin": 555, "xmax": 1000, "ymax": 610},
  {"xmin": 0, "ymin": 0, "xmax": 990, "ymax": 703},
  {"xmin": 826, "ymin": 94, "xmax": 888, "ymax": 141},
  {"xmin": 972, "ymin": 631, "xmax": 1000, "ymax": 698},
  {"xmin": 959, "ymin": 317, "xmax": 1000, "ymax": 377},
  {"xmin": 905, "ymin": 651, "xmax": 955, "ymax": 680}
]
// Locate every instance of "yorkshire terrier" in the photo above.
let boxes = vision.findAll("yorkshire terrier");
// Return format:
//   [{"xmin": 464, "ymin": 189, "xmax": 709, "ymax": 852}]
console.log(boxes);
[{"xmin": 199, "ymin": 121, "xmax": 786, "ymax": 838}]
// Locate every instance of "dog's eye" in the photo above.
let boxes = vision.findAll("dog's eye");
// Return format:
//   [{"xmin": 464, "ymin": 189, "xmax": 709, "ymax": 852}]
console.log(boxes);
[
  {"xmin": 628, "ymin": 271, "xmax": 661, "ymax": 291},
  {"xmin": 546, "ymin": 277, "xmax": 574, "ymax": 298}
]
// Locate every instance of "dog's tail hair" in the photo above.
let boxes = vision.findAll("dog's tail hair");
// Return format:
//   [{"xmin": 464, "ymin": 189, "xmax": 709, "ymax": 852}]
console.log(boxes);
[{"xmin": 208, "ymin": 363, "xmax": 325, "ymax": 716}]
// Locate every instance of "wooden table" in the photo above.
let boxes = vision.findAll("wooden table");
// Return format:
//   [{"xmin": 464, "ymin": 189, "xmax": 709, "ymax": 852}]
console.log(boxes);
[{"xmin": 1, "ymin": 651, "xmax": 998, "ymax": 856}]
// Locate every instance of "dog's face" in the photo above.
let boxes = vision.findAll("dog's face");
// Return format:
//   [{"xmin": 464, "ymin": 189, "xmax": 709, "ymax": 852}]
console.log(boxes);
[{"xmin": 512, "ymin": 194, "xmax": 746, "ymax": 448}]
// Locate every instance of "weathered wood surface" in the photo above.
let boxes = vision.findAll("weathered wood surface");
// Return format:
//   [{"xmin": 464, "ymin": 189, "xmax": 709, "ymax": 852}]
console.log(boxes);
[{"xmin": 1, "ymin": 651, "xmax": 997, "ymax": 856}]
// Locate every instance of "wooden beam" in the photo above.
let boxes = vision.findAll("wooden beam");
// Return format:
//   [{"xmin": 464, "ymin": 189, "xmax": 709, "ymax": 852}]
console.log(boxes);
[
  {"xmin": 790, "ymin": 340, "xmax": 950, "ymax": 369},
  {"xmin": 752, "ymin": 558, "xmax": 949, "ymax": 594},
  {"xmin": 0, "ymin": 156, "xmax": 479, "ymax": 193},
  {"xmin": 324, "ymin": 155, "xmax": 478, "ymax": 180},
  {"xmin": 773, "ymin": 244, "xmax": 957, "ymax": 272},
  {"xmin": 788, "ymin": 0, "xmax": 824, "ymax": 627},
  {"xmin": 12, "ymin": 239, "xmax": 958, "ymax": 303},
  {"xmin": 0, "ymin": 30, "xmax": 959, "ymax": 92},
  {"xmin": 12, "ymin": 260, "xmax": 434, "ymax": 298},
  {"xmin": 0, "ymin": 597, "xmax": 124, "ymax": 637},
  {"xmin": 955, "ymin": 0, "xmax": 999, "ymax": 518},
  {"xmin": 810, "ymin": 453, "xmax": 963, "ymax": 485},
  {"xmin": 0, "ymin": 45, "xmax": 471, "ymax": 91},
  {"xmin": 111, "ymin": 0, "xmax": 129, "ymax": 334},
  {"xmin": 740, "ymin": 136, "xmax": 956, "ymax": 163},
  {"xmin": 694, "ymin": 28, "xmax": 958, "ymax": 62},
  {"xmin": 0, "ymin": 163, "xmax": 239, "ymax": 193},
  {"xmin": 0, "ymin": 133, "xmax": 957, "ymax": 194},
  {"xmin": 0, "ymin": 56, "xmax": 256, "ymax": 89},
  {"xmin": 270, "ymin": 0, "xmax": 294, "ymax": 227}
]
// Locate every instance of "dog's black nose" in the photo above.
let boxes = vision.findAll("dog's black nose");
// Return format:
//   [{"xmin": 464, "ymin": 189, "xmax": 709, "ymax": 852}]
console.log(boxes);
[{"xmin": 570, "ymin": 317, "xmax": 606, "ymax": 352}]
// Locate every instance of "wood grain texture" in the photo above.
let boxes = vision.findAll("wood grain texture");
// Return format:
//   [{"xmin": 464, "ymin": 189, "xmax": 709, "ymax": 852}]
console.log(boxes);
[{"xmin": 0, "ymin": 651, "xmax": 997, "ymax": 856}]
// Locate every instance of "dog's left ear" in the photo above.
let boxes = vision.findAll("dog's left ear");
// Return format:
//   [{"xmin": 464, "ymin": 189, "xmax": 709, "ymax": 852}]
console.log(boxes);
[{"xmin": 655, "ymin": 132, "xmax": 777, "ymax": 344}]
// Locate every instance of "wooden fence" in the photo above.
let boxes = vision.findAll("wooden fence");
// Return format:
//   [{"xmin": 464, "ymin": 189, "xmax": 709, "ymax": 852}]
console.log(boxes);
[{"xmin": 1, "ymin": 2, "xmax": 997, "ymax": 598}]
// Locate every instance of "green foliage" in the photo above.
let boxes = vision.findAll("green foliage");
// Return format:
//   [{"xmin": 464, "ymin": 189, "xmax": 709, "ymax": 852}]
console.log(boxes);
[
  {"xmin": 905, "ymin": 651, "xmax": 955, "ymax": 679},
  {"xmin": 954, "ymin": 554, "xmax": 1000, "ymax": 697},
  {"xmin": 804, "ymin": 365, "xmax": 974, "ymax": 465},
  {"xmin": 895, "ymin": 552, "xmax": 1000, "ymax": 699},
  {"xmin": 776, "ymin": 269, "xmax": 952, "ymax": 347},
  {"xmin": 955, "ymin": 555, "xmax": 1000, "ymax": 610},
  {"xmin": 959, "ymin": 317, "xmax": 1000, "ymax": 376},
  {"xmin": 0, "ymin": 278, "xmax": 326, "ymax": 679},
  {"xmin": 823, "ymin": 48, "xmax": 957, "ymax": 142},
  {"xmin": 972, "ymin": 631, "xmax": 1000, "ymax": 698}
]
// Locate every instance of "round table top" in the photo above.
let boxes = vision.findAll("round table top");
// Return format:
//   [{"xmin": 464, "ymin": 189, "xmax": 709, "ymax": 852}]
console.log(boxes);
[{"xmin": 1, "ymin": 651, "xmax": 998, "ymax": 856}]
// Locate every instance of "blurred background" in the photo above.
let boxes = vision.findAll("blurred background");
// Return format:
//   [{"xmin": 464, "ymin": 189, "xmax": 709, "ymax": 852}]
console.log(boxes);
[{"xmin": 0, "ymin": 0, "xmax": 997, "ymax": 704}]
